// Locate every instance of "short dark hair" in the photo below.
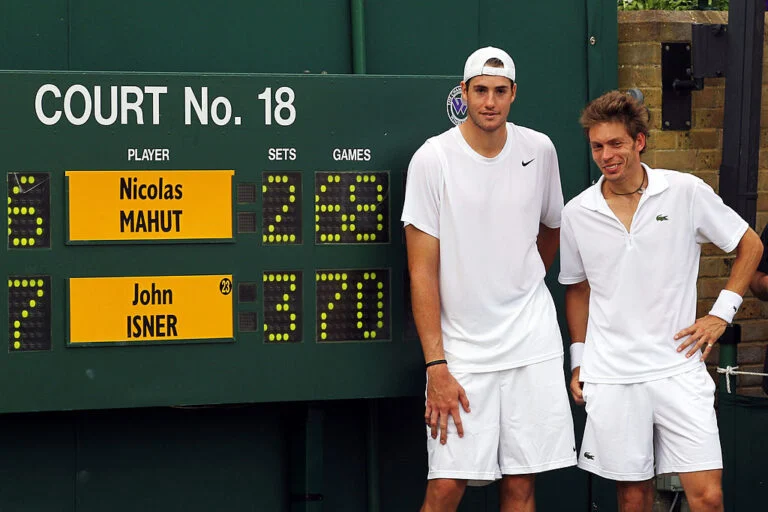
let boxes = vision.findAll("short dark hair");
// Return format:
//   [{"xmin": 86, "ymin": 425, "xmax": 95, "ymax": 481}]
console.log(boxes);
[{"xmin": 580, "ymin": 91, "xmax": 650, "ymax": 151}]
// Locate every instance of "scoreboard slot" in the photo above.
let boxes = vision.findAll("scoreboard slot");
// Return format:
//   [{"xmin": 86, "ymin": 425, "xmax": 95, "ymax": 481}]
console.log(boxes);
[
  {"xmin": 315, "ymin": 269, "xmax": 390, "ymax": 342},
  {"xmin": 262, "ymin": 172, "xmax": 301, "ymax": 244},
  {"xmin": 314, "ymin": 171, "xmax": 389, "ymax": 244},
  {"xmin": 263, "ymin": 271, "xmax": 302, "ymax": 342},
  {"xmin": 7, "ymin": 173, "xmax": 50, "ymax": 249},
  {"xmin": 8, "ymin": 276, "xmax": 51, "ymax": 352}
]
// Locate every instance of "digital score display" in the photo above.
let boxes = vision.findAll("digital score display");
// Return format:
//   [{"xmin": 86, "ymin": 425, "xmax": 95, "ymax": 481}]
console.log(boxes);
[
  {"xmin": 65, "ymin": 170, "xmax": 234, "ymax": 242},
  {"xmin": 314, "ymin": 172, "xmax": 389, "ymax": 244},
  {"xmin": 8, "ymin": 276, "xmax": 51, "ymax": 352},
  {"xmin": 262, "ymin": 172, "xmax": 301, "ymax": 244},
  {"xmin": 7, "ymin": 173, "xmax": 50, "ymax": 249},
  {"xmin": 315, "ymin": 269, "xmax": 390, "ymax": 342},
  {"xmin": 263, "ymin": 271, "xmax": 302, "ymax": 342},
  {"xmin": 68, "ymin": 275, "xmax": 234, "ymax": 344}
]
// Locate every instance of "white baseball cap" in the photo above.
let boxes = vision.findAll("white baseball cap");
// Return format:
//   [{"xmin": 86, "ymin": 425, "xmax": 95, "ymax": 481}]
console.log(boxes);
[{"xmin": 462, "ymin": 46, "xmax": 516, "ymax": 83}]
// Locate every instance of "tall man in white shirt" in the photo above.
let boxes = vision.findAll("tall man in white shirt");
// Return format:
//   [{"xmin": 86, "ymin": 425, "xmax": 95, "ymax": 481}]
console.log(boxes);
[
  {"xmin": 402, "ymin": 46, "xmax": 576, "ymax": 512},
  {"xmin": 560, "ymin": 91, "xmax": 763, "ymax": 512}
]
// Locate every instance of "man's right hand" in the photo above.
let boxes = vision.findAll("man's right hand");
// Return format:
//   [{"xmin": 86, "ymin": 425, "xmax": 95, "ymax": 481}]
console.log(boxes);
[
  {"xmin": 425, "ymin": 364, "xmax": 471, "ymax": 445},
  {"xmin": 570, "ymin": 367, "xmax": 584, "ymax": 406}
]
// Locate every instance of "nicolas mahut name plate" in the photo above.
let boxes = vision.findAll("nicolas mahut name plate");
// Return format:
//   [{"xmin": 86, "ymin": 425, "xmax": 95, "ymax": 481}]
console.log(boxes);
[
  {"xmin": 66, "ymin": 170, "xmax": 234, "ymax": 242},
  {"xmin": 68, "ymin": 275, "xmax": 234, "ymax": 344}
]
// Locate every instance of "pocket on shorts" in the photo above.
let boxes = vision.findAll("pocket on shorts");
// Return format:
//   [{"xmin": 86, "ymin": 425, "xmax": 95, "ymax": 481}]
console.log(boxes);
[{"xmin": 581, "ymin": 382, "xmax": 591, "ymax": 403}]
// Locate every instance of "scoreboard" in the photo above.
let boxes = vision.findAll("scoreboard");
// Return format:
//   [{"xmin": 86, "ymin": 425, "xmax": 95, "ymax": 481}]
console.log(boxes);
[{"xmin": 0, "ymin": 72, "xmax": 461, "ymax": 413}]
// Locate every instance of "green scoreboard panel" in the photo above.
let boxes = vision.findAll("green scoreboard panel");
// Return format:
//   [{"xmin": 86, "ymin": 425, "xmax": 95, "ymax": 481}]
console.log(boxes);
[{"xmin": 0, "ymin": 71, "xmax": 463, "ymax": 413}]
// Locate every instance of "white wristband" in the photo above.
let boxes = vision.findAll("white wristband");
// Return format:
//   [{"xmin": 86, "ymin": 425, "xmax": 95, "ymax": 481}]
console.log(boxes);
[
  {"xmin": 708, "ymin": 289, "xmax": 743, "ymax": 324},
  {"xmin": 569, "ymin": 342, "xmax": 585, "ymax": 371}
]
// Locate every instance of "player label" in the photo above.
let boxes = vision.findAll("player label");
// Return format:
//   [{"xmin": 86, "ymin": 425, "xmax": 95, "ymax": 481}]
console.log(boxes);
[
  {"xmin": 68, "ymin": 275, "xmax": 233, "ymax": 344},
  {"xmin": 65, "ymin": 170, "xmax": 234, "ymax": 242}
]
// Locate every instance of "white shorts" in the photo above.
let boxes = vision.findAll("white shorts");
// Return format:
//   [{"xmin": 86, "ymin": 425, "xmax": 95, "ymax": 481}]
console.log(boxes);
[
  {"xmin": 579, "ymin": 366, "xmax": 723, "ymax": 481},
  {"xmin": 426, "ymin": 356, "xmax": 577, "ymax": 484}
]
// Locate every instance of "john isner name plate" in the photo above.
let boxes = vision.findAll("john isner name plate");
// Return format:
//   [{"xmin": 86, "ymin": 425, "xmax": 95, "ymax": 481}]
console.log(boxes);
[{"xmin": 68, "ymin": 275, "xmax": 234, "ymax": 344}]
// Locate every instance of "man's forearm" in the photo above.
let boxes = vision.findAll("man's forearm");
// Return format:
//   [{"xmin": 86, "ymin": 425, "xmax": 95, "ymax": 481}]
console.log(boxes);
[
  {"xmin": 725, "ymin": 228, "xmax": 763, "ymax": 296},
  {"xmin": 410, "ymin": 268, "xmax": 444, "ymax": 362},
  {"xmin": 565, "ymin": 281, "xmax": 590, "ymax": 345},
  {"xmin": 537, "ymin": 224, "xmax": 560, "ymax": 272},
  {"xmin": 405, "ymin": 225, "xmax": 445, "ymax": 363}
]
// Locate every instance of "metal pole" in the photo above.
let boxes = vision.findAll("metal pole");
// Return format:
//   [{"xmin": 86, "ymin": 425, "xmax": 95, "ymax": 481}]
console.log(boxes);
[
  {"xmin": 351, "ymin": 0, "xmax": 367, "ymax": 74},
  {"xmin": 718, "ymin": 0, "xmax": 765, "ymax": 227}
]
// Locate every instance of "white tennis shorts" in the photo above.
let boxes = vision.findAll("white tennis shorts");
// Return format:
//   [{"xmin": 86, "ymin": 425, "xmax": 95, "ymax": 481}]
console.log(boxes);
[
  {"xmin": 579, "ymin": 365, "xmax": 722, "ymax": 481},
  {"xmin": 426, "ymin": 356, "xmax": 577, "ymax": 484}
]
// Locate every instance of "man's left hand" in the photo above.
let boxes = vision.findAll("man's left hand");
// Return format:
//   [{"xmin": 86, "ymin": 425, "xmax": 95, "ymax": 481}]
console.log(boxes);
[{"xmin": 674, "ymin": 315, "xmax": 727, "ymax": 362}]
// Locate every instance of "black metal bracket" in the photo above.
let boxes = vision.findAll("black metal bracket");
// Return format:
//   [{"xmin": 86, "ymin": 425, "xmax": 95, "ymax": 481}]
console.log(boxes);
[{"xmin": 661, "ymin": 23, "xmax": 728, "ymax": 131}]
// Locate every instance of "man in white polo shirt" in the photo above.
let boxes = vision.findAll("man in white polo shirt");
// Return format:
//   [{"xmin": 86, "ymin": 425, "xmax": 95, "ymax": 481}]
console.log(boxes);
[
  {"xmin": 560, "ymin": 90, "xmax": 763, "ymax": 512},
  {"xmin": 402, "ymin": 46, "xmax": 576, "ymax": 512}
]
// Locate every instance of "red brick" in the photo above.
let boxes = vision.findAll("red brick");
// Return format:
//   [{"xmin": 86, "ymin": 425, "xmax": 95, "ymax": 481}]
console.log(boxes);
[
  {"xmin": 689, "ymin": 128, "xmax": 720, "ymax": 149},
  {"xmin": 694, "ymin": 109, "xmax": 725, "ymax": 129},
  {"xmin": 692, "ymin": 87, "xmax": 725, "ymax": 109},
  {"xmin": 758, "ymin": 213, "xmax": 768, "ymax": 231},
  {"xmin": 618, "ymin": 22, "xmax": 660, "ymax": 43},
  {"xmin": 758, "ymin": 171, "xmax": 768, "ymax": 191},
  {"xmin": 740, "ymin": 324, "xmax": 768, "ymax": 343},
  {"xmin": 654, "ymin": 150, "xmax": 696, "ymax": 171},
  {"xmin": 698, "ymin": 257, "xmax": 729, "ymax": 277},
  {"xmin": 640, "ymin": 88, "xmax": 661, "ymax": 110},
  {"xmin": 760, "ymin": 149, "xmax": 768, "ymax": 170},
  {"xmin": 701, "ymin": 243, "xmax": 727, "ymax": 256},
  {"xmin": 697, "ymin": 277, "xmax": 730, "ymax": 299},
  {"xmin": 736, "ymin": 387, "xmax": 767, "ymax": 397},
  {"xmin": 704, "ymin": 77, "xmax": 726, "ymax": 88},
  {"xmin": 757, "ymin": 194, "xmax": 768, "ymax": 212},
  {"xmin": 619, "ymin": 43, "xmax": 661, "ymax": 66},
  {"xmin": 737, "ymin": 299, "xmax": 768, "ymax": 321},
  {"xmin": 695, "ymin": 149, "xmax": 721, "ymax": 171},
  {"xmin": 647, "ymin": 131, "xmax": 678, "ymax": 150},
  {"xmin": 694, "ymin": 171, "xmax": 718, "ymax": 191},
  {"xmin": 660, "ymin": 24, "xmax": 692, "ymax": 41},
  {"xmin": 641, "ymin": 151, "xmax": 656, "ymax": 168}
]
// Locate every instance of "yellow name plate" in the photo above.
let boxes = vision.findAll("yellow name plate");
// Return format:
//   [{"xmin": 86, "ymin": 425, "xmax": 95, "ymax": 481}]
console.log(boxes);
[
  {"xmin": 69, "ymin": 275, "xmax": 234, "ymax": 344},
  {"xmin": 66, "ymin": 170, "xmax": 234, "ymax": 241}
]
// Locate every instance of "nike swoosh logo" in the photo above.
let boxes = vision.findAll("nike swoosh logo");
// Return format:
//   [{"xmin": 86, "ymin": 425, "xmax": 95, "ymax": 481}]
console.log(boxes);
[{"xmin": 522, "ymin": 159, "xmax": 535, "ymax": 167}]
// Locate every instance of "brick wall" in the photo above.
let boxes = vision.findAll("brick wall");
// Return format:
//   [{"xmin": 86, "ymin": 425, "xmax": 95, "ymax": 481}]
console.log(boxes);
[{"xmin": 618, "ymin": 10, "xmax": 768, "ymax": 395}]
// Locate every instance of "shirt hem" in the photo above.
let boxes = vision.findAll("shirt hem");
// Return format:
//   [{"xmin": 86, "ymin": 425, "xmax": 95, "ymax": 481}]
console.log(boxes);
[
  {"xmin": 400, "ymin": 217, "xmax": 439, "ymax": 239},
  {"xmin": 558, "ymin": 274, "xmax": 587, "ymax": 285},
  {"xmin": 577, "ymin": 460, "xmax": 653, "ymax": 482},
  {"xmin": 447, "ymin": 350, "xmax": 563, "ymax": 374},
  {"xmin": 720, "ymin": 222, "xmax": 748, "ymax": 254},
  {"xmin": 581, "ymin": 359, "xmax": 703, "ymax": 384}
]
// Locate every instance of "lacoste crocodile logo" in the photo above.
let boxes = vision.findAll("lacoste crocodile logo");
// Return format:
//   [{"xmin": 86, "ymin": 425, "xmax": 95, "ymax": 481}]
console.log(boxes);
[
  {"xmin": 656, "ymin": 215, "xmax": 669, "ymax": 221},
  {"xmin": 584, "ymin": 452, "xmax": 595, "ymax": 460}
]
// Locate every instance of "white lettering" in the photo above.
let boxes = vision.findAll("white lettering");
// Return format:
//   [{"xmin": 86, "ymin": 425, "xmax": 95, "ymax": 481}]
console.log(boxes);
[
  {"xmin": 94, "ymin": 86, "xmax": 118, "ymax": 125},
  {"xmin": 184, "ymin": 87, "xmax": 208, "ymax": 125},
  {"xmin": 268, "ymin": 148, "xmax": 297, "ymax": 161},
  {"xmin": 332, "ymin": 148, "xmax": 372, "ymax": 161},
  {"xmin": 35, "ymin": 84, "xmax": 62, "ymax": 125},
  {"xmin": 121, "ymin": 86, "xmax": 144, "ymax": 125}
]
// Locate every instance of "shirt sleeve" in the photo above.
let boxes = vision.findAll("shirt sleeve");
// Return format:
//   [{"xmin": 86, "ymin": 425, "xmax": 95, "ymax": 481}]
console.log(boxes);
[
  {"xmin": 401, "ymin": 141, "xmax": 442, "ymax": 239},
  {"xmin": 540, "ymin": 138, "xmax": 564, "ymax": 229},
  {"xmin": 758, "ymin": 225, "xmax": 768, "ymax": 274},
  {"xmin": 692, "ymin": 179, "xmax": 748, "ymax": 252},
  {"xmin": 558, "ymin": 210, "xmax": 587, "ymax": 284}
]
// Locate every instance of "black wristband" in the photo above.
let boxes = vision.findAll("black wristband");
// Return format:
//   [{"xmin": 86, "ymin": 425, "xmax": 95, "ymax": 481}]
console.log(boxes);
[{"xmin": 425, "ymin": 359, "xmax": 447, "ymax": 368}]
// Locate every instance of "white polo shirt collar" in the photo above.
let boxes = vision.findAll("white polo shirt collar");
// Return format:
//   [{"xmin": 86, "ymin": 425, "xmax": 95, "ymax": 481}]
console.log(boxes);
[{"xmin": 579, "ymin": 163, "xmax": 670, "ymax": 215}]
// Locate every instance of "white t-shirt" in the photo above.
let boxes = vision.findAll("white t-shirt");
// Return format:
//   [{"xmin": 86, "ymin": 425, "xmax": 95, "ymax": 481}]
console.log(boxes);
[
  {"xmin": 559, "ymin": 165, "xmax": 748, "ymax": 383},
  {"xmin": 402, "ymin": 123, "xmax": 565, "ymax": 373}
]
